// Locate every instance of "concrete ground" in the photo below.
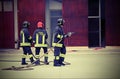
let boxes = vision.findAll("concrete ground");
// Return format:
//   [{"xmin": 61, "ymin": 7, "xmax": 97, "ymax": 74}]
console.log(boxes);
[{"xmin": 0, "ymin": 46, "xmax": 120, "ymax": 79}]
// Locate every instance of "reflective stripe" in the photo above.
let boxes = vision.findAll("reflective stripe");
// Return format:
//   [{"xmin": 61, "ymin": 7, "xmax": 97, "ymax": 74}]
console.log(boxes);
[
  {"xmin": 56, "ymin": 56, "xmax": 59, "ymax": 60},
  {"xmin": 21, "ymin": 31, "xmax": 24, "ymax": 43},
  {"xmin": 52, "ymin": 43, "xmax": 62, "ymax": 47},
  {"xmin": 60, "ymin": 53, "xmax": 65, "ymax": 58},
  {"xmin": 44, "ymin": 53, "xmax": 48, "ymax": 57},
  {"xmin": 36, "ymin": 34, "xmax": 39, "ymax": 44},
  {"xmin": 22, "ymin": 54, "xmax": 27, "ymax": 58},
  {"xmin": 35, "ymin": 44, "xmax": 47, "ymax": 47},
  {"xmin": 36, "ymin": 55, "xmax": 40, "ymax": 58},
  {"xmin": 20, "ymin": 43, "xmax": 31, "ymax": 46},
  {"xmin": 35, "ymin": 33, "xmax": 47, "ymax": 47},
  {"xmin": 20, "ymin": 31, "xmax": 31, "ymax": 46},
  {"xmin": 22, "ymin": 54, "xmax": 34, "ymax": 58},
  {"xmin": 29, "ymin": 54, "xmax": 33, "ymax": 58},
  {"xmin": 57, "ymin": 34, "xmax": 63, "ymax": 39}
]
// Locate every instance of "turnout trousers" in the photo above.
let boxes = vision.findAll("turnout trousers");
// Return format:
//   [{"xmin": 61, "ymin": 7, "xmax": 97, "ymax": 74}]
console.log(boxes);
[
  {"xmin": 35, "ymin": 47, "xmax": 49, "ymax": 65},
  {"xmin": 21, "ymin": 46, "xmax": 34, "ymax": 65},
  {"xmin": 54, "ymin": 45, "xmax": 66, "ymax": 66}
]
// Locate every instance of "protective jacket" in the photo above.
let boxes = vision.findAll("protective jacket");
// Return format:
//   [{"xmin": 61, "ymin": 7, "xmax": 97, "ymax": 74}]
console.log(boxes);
[
  {"xmin": 52, "ymin": 25, "xmax": 65, "ymax": 47},
  {"xmin": 20, "ymin": 28, "xmax": 32, "ymax": 46},
  {"xmin": 33, "ymin": 28, "xmax": 48, "ymax": 47}
]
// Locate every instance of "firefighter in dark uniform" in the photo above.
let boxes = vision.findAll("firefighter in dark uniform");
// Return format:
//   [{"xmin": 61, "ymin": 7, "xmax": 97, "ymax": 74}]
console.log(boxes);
[
  {"xmin": 20, "ymin": 21, "xmax": 35, "ymax": 65},
  {"xmin": 52, "ymin": 18, "xmax": 72, "ymax": 66},
  {"xmin": 33, "ymin": 21, "xmax": 49, "ymax": 65}
]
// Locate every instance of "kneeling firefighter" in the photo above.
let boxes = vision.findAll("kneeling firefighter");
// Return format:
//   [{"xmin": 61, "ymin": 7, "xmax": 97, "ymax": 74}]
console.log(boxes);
[
  {"xmin": 52, "ymin": 18, "xmax": 72, "ymax": 66},
  {"xmin": 33, "ymin": 21, "xmax": 49, "ymax": 65},
  {"xmin": 20, "ymin": 21, "xmax": 35, "ymax": 65}
]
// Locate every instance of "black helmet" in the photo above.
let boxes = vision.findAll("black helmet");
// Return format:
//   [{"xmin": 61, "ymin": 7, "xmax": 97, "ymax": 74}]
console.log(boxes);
[
  {"xmin": 57, "ymin": 18, "xmax": 65, "ymax": 25},
  {"xmin": 22, "ymin": 21, "xmax": 30, "ymax": 28}
]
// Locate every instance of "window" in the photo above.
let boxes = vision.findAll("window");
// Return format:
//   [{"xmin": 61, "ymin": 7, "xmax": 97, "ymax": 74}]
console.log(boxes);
[
  {"xmin": 46, "ymin": 0, "xmax": 62, "ymax": 46},
  {"xmin": 3, "ymin": 0, "xmax": 13, "ymax": 12}
]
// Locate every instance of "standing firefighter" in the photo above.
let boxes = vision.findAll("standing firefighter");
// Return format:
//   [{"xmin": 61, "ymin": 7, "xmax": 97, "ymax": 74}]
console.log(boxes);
[
  {"xmin": 52, "ymin": 18, "xmax": 72, "ymax": 66},
  {"xmin": 20, "ymin": 21, "xmax": 35, "ymax": 65},
  {"xmin": 33, "ymin": 21, "xmax": 49, "ymax": 65}
]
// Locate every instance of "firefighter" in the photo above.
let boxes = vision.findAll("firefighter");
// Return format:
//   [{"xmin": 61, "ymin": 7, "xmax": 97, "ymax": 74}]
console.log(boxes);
[
  {"xmin": 33, "ymin": 21, "xmax": 49, "ymax": 65},
  {"xmin": 52, "ymin": 18, "xmax": 72, "ymax": 66},
  {"xmin": 20, "ymin": 21, "xmax": 35, "ymax": 65}
]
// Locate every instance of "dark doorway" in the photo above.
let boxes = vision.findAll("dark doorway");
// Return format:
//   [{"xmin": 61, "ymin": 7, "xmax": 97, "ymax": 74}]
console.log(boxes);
[{"xmin": 88, "ymin": 0, "xmax": 105, "ymax": 47}]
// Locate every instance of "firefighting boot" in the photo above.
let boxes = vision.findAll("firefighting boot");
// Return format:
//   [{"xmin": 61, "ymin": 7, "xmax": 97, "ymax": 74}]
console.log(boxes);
[
  {"xmin": 59, "ymin": 57, "xmax": 65, "ymax": 66},
  {"xmin": 53, "ymin": 56, "xmax": 61, "ymax": 66},
  {"xmin": 44, "ymin": 57, "xmax": 49, "ymax": 65},
  {"xmin": 21, "ymin": 58, "xmax": 28, "ymax": 65},
  {"xmin": 29, "ymin": 57, "xmax": 34, "ymax": 63},
  {"xmin": 35, "ymin": 58, "xmax": 40, "ymax": 65},
  {"xmin": 54, "ymin": 59, "xmax": 61, "ymax": 66},
  {"xmin": 34, "ymin": 54, "xmax": 40, "ymax": 65}
]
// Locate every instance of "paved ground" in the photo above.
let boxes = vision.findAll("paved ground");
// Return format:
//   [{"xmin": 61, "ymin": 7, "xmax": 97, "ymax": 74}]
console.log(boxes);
[{"xmin": 0, "ymin": 46, "xmax": 120, "ymax": 79}]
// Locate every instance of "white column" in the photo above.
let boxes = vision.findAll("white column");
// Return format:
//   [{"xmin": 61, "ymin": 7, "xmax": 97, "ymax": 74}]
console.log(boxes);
[
  {"xmin": 45, "ymin": 0, "xmax": 51, "ymax": 46},
  {"xmin": 99, "ymin": 0, "xmax": 101, "ymax": 47},
  {"xmin": 14, "ymin": 0, "xmax": 18, "ymax": 49}
]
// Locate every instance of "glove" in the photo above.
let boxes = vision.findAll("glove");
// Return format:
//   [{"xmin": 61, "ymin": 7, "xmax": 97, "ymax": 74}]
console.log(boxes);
[
  {"xmin": 32, "ymin": 40, "xmax": 35, "ymax": 44},
  {"xmin": 64, "ymin": 32, "xmax": 74, "ymax": 38},
  {"xmin": 67, "ymin": 32, "xmax": 72, "ymax": 37}
]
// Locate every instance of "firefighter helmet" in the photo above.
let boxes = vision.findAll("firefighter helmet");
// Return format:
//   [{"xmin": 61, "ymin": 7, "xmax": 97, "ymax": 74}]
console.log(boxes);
[
  {"xmin": 22, "ymin": 21, "xmax": 30, "ymax": 28},
  {"xmin": 57, "ymin": 18, "xmax": 65, "ymax": 25},
  {"xmin": 37, "ymin": 21, "xmax": 43, "ymax": 28}
]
